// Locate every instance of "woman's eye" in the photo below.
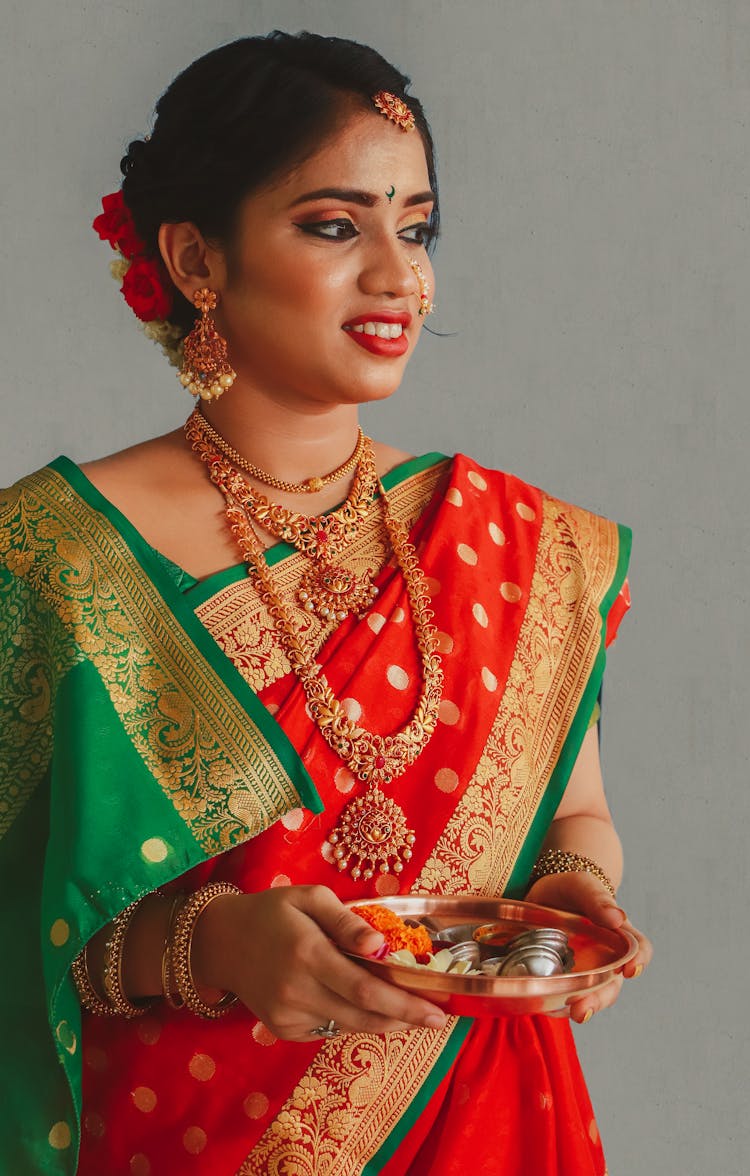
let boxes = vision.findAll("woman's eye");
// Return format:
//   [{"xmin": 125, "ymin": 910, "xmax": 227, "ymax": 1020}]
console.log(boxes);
[
  {"xmin": 295, "ymin": 218, "xmax": 359, "ymax": 241},
  {"xmin": 399, "ymin": 222, "xmax": 435, "ymax": 247}
]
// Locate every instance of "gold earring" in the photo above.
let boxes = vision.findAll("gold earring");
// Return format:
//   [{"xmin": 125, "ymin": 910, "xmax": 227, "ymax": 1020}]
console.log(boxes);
[
  {"xmin": 409, "ymin": 259, "xmax": 434, "ymax": 316},
  {"xmin": 179, "ymin": 288, "xmax": 236, "ymax": 402}
]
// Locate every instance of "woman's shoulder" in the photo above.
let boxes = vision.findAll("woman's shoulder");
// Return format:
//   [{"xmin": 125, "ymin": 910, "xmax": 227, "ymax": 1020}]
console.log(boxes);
[
  {"xmin": 79, "ymin": 429, "xmax": 192, "ymax": 499},
  {"xmin": 453, "ymin": 451, "xmax": 625, "ymax": 528},
  {"xmin": 371, "ymin": 441, "xmax": 415, "ymax": 478},
  {"xmin": 1, "ymin": 431, "xmax": 218, "ymax": 575},
  {"xmin": 79, "ymin": 432, "xmax": 239, "ymax": 579},
  {"xmin": 2, "ymin": 431, "xmax": 187, "ymax": 502},
  {"xmin": 446, "ymin": 453, "xmax": 631, "ymax": 583}
]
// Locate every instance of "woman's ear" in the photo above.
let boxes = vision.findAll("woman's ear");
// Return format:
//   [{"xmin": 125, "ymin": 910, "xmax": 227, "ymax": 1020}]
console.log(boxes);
[{"xmin": 158, "ymin": 222, "xmax": 227, "ymax": 304}]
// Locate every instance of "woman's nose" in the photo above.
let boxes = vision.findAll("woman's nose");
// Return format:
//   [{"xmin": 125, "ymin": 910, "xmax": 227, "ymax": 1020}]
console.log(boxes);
[{"xmin": 358, "ymin": 237, "xmax": 419, "ymax": 301}]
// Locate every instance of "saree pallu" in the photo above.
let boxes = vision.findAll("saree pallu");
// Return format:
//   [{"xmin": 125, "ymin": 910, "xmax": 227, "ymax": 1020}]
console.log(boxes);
[{"xmin": 0, "ymin": 451, "xmax": 630, "ymax": 1175}]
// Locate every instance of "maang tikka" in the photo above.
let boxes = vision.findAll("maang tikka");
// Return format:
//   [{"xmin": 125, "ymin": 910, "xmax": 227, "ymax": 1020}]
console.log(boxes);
[{"xmin": 179, "ymin": 288, "xmax": 237, "ymax": 402}]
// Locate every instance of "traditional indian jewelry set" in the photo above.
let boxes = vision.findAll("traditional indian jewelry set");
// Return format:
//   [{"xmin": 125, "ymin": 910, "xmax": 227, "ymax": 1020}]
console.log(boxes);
[
  {"xmin": 80, "ymin": 87, "xmax": 615, "ymax": 1022},
  {"xmin": 186, "ymin": 406, "xmax": 444, "ymax": 882}
]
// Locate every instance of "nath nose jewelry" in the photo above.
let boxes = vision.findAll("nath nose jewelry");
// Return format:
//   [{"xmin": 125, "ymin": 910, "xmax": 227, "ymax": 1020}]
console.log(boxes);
[{"xmin": 409, "ymin": 259, "xmax": 434, "ymax": 316}]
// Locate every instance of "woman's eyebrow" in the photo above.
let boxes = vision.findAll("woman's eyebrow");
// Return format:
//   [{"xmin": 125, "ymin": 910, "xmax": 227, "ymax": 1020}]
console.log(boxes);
[{"xmin": 289, "ymin": 187, "xmax": 435, "ymax": 208}]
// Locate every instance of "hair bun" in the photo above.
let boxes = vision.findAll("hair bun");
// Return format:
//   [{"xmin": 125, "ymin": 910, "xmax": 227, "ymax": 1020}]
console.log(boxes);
[{"xmin": 120, "ymin": 137, "xmax": 152, "ymax": 179}]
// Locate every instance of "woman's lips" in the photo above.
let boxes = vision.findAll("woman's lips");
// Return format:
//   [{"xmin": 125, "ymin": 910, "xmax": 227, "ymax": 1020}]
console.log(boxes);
[{"xmin": 342, "ymin": 312, "xmax": 411, "ymax": 358}]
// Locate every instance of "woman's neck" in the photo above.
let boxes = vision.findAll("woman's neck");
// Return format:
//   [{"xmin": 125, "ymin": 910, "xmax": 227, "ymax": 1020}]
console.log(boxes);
[{"xmin": 201, "ymin": 387, "xmax": 361, "ymax": 487}]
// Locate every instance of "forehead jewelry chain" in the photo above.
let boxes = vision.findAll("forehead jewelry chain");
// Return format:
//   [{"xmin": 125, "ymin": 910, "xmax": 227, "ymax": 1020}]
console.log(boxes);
[
  {"xmin": 190, "ymin": 408, "xmax": 365, "ymax": 494},
  {"xmin": 188, "ymin": 432, "xmax": 444, "ymax": 882}
]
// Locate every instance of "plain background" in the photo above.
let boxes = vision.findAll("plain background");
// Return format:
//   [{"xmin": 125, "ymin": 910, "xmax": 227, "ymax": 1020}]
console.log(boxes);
[{"xmin": 2, "ymin": 2, "xmax": 746, "ymax": 1173}]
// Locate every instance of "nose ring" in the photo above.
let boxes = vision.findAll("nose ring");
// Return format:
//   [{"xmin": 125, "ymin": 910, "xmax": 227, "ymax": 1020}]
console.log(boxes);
[{"xmin": 409, "ymin": 259, "xmax": 434, "ymax": 316}]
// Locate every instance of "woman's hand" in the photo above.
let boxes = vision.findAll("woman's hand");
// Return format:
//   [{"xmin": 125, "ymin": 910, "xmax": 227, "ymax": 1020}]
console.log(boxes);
[
  {"xmin": 191, "ymin": 884, "xmax": 449, "ymax": 1041},
  {"xmin": 524, "ymin": 872, "xmax": 653, "ymax": 1024}
]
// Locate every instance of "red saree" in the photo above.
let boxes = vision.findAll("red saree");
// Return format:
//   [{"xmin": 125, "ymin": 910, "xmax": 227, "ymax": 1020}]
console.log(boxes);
[{"xmin": 73, "ymin": 451, "xmax": 629, "ymax": 1176}]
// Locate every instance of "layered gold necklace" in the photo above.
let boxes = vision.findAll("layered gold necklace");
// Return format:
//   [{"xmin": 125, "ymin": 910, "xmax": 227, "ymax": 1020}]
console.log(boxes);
[
  {"xmin": 185, "ymin": 411, "xmax": 444, "ymax": 881},
  {"xmin": 195, "ymin": 410, "xmax": 366, "ymax": 494}
]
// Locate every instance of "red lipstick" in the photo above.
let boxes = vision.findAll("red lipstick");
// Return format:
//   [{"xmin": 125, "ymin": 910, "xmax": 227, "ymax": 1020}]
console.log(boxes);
[{"xmin": 342, "ymin": 311, "xmax": 412, "ymax": 358}]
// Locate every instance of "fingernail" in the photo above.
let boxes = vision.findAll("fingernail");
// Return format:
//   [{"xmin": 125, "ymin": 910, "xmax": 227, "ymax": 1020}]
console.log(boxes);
[
  {"xmin": 582, "ymin": 1008, "xmax": 594, "ymax": 1024},
  {"xmin": 367, "ymin": 942, "xmax": 389, "ymax": 960},
  {"xmin": 359, "ymin": 930, "xmax": 384, "ymax": 949},
  {"xmin": 424, "ymin": 1014, "xmax": 447, "ymax": 1029},
  {"xmin": 632, "ymin": 964, "xmax": 643, "ymax": 979},
  {"xmin": 606, "ymin": 905, "xmax": 627, "ymax": 918}
]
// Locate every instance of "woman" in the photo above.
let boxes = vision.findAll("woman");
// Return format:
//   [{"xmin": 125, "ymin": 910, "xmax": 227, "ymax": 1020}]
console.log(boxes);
[{"xmin": 0, "ymin": 31, "xmax": 651, "ymax": 1176}]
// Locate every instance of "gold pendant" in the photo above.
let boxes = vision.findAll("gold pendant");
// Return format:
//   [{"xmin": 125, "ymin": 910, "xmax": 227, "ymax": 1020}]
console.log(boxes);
[
  {"xmin": 327, "ymin": 788, "xmax": 415, "ymax": 881},
  {"xmin": 297, "ymin": 563, "xmax": 378, "ymax": 622}
]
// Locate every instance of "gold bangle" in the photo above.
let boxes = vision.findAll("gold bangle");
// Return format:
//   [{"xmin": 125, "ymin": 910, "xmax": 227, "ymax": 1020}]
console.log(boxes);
[
  {"xmin": 102, "ymin": 900, "xmax": 153, "ymax": 1018},
  {"xmin": 169, "ymin": 882, "xmax": 241, "ymax": 1019},
  {"xmin": 161, "ymin": 892, "xmax": 186, "ymax": 1009},
  {"xmin": 529, "ymin": 849, "xmax": 617, "ymax": 898},
  {"xmin": 71, "ymin": 946, "xmax": 117, "ymax": 1017}
]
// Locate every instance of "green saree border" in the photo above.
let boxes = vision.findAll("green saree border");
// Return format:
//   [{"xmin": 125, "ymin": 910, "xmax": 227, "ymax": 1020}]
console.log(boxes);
[
  {"xmin": 48, "ymin": 456, "xmax": 322, "ymax": 820},
  {"xmin": 362, "ymin": 1017, "xmax": 473, "ymax": 1174},
  {"xmin": 504, "ymin": 521, "xmax": 632, "ymax": 896}
]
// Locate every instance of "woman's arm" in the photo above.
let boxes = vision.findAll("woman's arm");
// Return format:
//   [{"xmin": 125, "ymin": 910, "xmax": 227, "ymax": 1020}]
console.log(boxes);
[
  {"xmin": 83, "ymin": 884, "xmax": 450, "ymax": 1039},
  {"xmin": 524, "ymin": 725, "xmax": 653, "ymax": 1022},
  {"xmin": 537, "ymin": 724, "xmax": 623, "ymax": 887}
]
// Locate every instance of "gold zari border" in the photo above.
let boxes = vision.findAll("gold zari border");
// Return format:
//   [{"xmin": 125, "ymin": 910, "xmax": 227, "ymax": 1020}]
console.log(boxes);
[
  {"xmin": 415, "ymin": 492, "xmax": 619, "ymax": 896},
  {"xmin": 237, "ymin": 1023, "xmax": 458, "ymax": 1176},
  {"xmin": 0, "ymin": 469, "xmax": 303, "ymax": 852},
  {"xmin": 239, "ymin": 491, "xmax": 622, "ymax": 1175}
]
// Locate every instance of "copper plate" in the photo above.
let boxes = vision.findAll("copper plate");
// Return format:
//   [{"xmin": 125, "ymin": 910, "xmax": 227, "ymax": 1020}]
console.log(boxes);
[{"xmin": 345, "ymin": 896, "xmax": 637, "ymax": 1017}]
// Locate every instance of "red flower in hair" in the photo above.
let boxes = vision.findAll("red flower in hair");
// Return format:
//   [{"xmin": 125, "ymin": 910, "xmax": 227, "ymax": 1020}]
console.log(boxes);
[
  {"xmin": 121, "ymin": 257, "xmax": 173, "ymax": 322},
  {"xmin": 93, "ymin": 190, "xmax": 145, "ymax": 260}
]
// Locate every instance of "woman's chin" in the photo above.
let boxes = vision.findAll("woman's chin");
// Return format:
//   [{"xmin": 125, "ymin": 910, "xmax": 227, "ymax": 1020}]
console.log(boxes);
[{"xmin": 338, "ymin": 364, "xmax": 409, "ymax": 406}]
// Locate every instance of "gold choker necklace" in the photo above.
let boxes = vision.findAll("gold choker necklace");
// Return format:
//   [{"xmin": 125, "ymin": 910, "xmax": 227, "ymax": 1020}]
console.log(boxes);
[
  {"xmin": 186, "ymin": 420, "xmax": 444, "ymax": 881},
  {"xmin": 189, "ymin": 410, "xmax": 379, "ymax": 622},
  {"xmin": 190, "ymin": 408, "xmax": 365, "ymax": 494}
]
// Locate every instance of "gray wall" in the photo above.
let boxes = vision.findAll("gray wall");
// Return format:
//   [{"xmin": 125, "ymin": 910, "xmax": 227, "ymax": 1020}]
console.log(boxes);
[{"xmin": 2, "ymin": 3, "xmax": 746, "ymax": 1173}]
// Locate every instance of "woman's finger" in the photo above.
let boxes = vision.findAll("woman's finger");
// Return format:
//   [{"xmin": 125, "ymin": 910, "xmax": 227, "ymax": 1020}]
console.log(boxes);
[
  {"xmin": 525, "ymin": 872, "xmax": 625, "ymax": 927},
  {"xmin": 569, "ymin": 974, "xmax": 623, "ymax": 1024},
  {"xmin": 256, "ymin": 966, "xmax": 446, "ymax": 1041},
  {"xmin": 619, "ymin": 917, "xmax": 654, "ymax": 977},
  {"xmin": 316, "ymin": 944, "xmax": 448, "ymax": 1029},
  {"xmin": 527, "ymin": 876, "xmax": 654, "ymax": 979},
  {"xmin": 294, "ymin": 884, "xmax": 386, "ymax": 955}
]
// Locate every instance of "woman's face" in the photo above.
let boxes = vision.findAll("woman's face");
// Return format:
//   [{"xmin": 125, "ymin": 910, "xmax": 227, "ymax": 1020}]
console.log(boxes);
[{"xmin": 215, "ymin": 109, "xmax": 435, "ymax": 411}]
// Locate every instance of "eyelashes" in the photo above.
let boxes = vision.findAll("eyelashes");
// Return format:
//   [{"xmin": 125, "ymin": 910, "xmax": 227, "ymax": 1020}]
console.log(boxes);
[
  {"xmin": 400, "ymin": 222, "xmax": 436, "ymax": 247},
  {"xmin": 295, "ymin": 218, "xmax": 359, "ymax": 241},
  {"xmin": 295, "ymin": 218, "xmax": 436, "ymax": 247}
]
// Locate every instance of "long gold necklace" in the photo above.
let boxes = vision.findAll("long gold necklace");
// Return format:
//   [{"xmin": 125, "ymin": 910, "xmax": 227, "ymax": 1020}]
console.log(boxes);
[
  {"xmin": 188, "ymin": 411, "xmax": 379, "ymax": 622},
  {"xmin": 189, "ymin": 407, "xmax": 365, "ymax": 493},
  {"xmin": 187, "ymin": 425, "xmax": 444, "ymax": 881}
]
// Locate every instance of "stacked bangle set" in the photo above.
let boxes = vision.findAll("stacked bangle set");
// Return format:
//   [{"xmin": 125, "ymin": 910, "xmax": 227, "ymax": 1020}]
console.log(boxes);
[{"xmin": 71, "ymin": 881, "xmax": 241, "ymax": 1021}]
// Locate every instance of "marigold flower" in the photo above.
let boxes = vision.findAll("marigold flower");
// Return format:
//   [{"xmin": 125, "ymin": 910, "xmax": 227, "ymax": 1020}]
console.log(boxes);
[{"xmin": 352, "ymin": 904, "xmax": 433, "ymax": 957}]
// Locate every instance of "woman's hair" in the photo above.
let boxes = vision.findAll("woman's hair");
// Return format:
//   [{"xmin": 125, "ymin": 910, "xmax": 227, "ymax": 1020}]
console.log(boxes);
[{"xmin": 120, "ymin": 31, "xmax": 438, "ymax": 336}]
